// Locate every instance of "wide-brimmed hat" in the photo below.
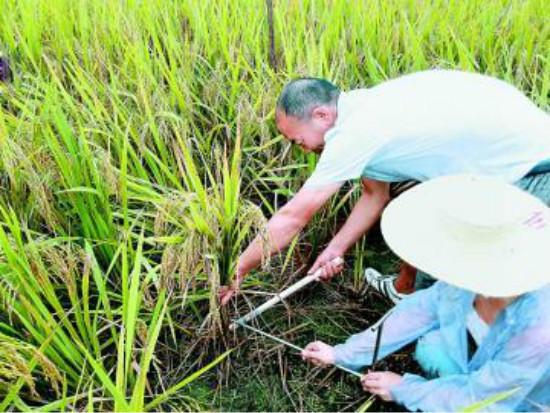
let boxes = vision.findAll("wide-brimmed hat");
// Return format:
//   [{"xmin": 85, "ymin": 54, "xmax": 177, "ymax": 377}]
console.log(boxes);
[{"xmin": 381, "ymin": 174, "xmax": 550, "ymax": 297}]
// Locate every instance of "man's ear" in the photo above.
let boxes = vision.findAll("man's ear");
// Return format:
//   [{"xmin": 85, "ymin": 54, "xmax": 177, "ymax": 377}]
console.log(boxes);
[
  {"xmin": 311, "ymin": 105, "xmax": 336, "ymax": 126},
  {"xmin": 311, "ymin": 106, "xmax": 329, "ymax": 119}
]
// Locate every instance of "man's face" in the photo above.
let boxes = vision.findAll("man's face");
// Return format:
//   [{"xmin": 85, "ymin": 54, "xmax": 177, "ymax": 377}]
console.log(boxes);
[{"xmin": 276, "ymin": 107, "xmax": 336, "ymax": 154}]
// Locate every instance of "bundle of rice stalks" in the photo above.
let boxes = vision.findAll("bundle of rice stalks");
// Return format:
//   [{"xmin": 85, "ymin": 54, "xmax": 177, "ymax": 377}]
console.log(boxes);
[{"xmin": 155, "ymin": 127, "xmax": 268, "ymax": 335}]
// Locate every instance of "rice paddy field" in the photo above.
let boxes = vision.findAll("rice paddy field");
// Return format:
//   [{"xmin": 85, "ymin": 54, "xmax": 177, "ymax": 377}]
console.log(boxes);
[{"xmin": 0, "ymin": 0, "xmax": 549, "ymax": 411}]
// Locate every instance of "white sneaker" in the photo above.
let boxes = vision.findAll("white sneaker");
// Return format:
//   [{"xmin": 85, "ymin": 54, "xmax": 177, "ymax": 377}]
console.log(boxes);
[{"xmin": 364, "ymin": 267, "xmax": 406, "ymax": 304}]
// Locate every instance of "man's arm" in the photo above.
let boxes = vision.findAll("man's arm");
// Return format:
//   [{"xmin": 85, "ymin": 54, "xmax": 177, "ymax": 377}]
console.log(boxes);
[
  {"xmin": 309, "ymin": 178, "xmax": 390, "ymax": 278},
  {"xmin": 220, "ymin": 182, "xmax": 341, "ymax": 305}
]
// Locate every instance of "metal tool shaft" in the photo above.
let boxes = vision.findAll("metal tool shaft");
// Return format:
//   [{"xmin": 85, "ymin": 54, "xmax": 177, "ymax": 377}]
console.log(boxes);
[
  {"xmin": 234, "ymin": 320, "xmax": 362, "ymax": 378},
  {"xmin": 230, "ymin": 257, "xmax": 344, "ymax": 329}
]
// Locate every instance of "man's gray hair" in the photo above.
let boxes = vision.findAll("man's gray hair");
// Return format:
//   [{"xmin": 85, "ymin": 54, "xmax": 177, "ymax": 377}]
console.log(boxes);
[{"xmin": 276, "ymin": 77, "xmax": 340, "ymax": 120}]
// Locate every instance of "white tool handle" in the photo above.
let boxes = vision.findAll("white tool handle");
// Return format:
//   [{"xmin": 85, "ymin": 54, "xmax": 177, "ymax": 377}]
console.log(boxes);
[{"xmin": 230, "ymin": 257, "xmax": 344, "ymax": 329}]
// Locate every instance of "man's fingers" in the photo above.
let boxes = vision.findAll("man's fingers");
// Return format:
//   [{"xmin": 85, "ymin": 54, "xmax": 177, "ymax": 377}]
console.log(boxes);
[
  {"xmin": 219, "ymin": 276, "xmax": 244, "ymax": 305},
  {"xmin": 318, "ymin": 268, "xmax": 330, "ymax": 281},
  {"xmin": 308, "ymin": 261, "xmax": 321, "ymax": 275},
  {"xmin": 361, "ymin": 372, "xmax": 399, "ymax": 402},
  {"xmin": 318, "ymin": 262, "xmax": 344, "ymax": 281},
  {"xmin": 310, "ymin": 264, "xmax": 328, "ymax": 281},
  {"xmin": 309, "ymin": 256, "xmax": 344, "ymax": 281},
  {"xmin": 326, "ymin": 262, "xmax": 341, "ymax": 276},
  {"xmin": 219, "ymin": 287, "xmax": 235, "ymax": 305},
  {"xmin": 318, "ymin": 264, "xmax": 334, "ymax": 281},
  {"xmin": 362, "ymin": 383, "xmax": 382, "ymax": 393},
  {"xmin": 301, "ymin": 349, "xmax": 317, "ymax": 360},
  {"xmin": 220, "ymin": 293, "xmax": 231, "ymax": 306},
  {"xmin": 324, "ymin": 264, "xmax": 335, "ymax": 278},
  {"xmin": 301, "ymin": 349, "xmax": 312, "ymax": 358},
  {"xmin": 302, "ymin": 348, "xmax": 319, "ymax": 358},
  {"xmin": 332, "ymin": 262, "xmax": 344, "ymax": 274},
  {"xmin": 301, "ymin": 350, "xmax": 321, "ymax": 365},
  {"xmin": 302, "ymin": 341, "xmax": 328, "ymax": 365},
  {"xmin": 304, "ymin": 341, "xmax": 321, "ymax": 352},
  {"xmin": 308, "ymin": 357, "xmax": 327, "ymax": 368},
  {"xmin": 361, "ymin": 381, "xmax": 378, "ymax": 391},
  {"xmin": 362, "ymin": 377, "xmax": 381, "ymax": 386},
  {"xmin": 361, "ymin": 374, "xmax": 377, "ymax": 384},
  {"xmin": 361, "ymin": 373, "xmax": 383, "ymax": 390}
]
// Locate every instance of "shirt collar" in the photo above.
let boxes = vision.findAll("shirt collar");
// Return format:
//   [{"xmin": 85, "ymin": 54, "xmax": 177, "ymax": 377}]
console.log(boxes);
[
  {"xmin": 335, "ymin": 90, "xmax": 349, "ymax": 127},
  {"xmin": 323, "ymin": 90, "xmax": 348, "ymax": 144}
]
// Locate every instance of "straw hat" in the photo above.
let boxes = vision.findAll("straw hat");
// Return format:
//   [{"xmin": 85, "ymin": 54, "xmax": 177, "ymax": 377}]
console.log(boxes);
[{"xmin": 381, "ymin": 174, "xmax": 550, "ymax": 297}]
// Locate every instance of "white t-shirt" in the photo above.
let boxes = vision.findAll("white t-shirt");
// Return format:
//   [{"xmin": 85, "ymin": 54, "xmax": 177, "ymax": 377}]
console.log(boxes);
[
  {"xmin": 304, "ymin": 70, "xmax": 550, "ymax": 188},
  {"xmin": 466, "ymin": 308, "xmax": 489, "ymax": 345}
]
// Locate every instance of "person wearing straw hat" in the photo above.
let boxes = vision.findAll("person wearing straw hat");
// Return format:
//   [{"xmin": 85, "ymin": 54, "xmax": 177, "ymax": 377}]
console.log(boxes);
[
  {"xmin": 220, "ymin": 69, "xmax": 550, "ymax": 306},
  {"xmin": 301, "ymin": 174, "xmax": 550, "ymax": 411}
]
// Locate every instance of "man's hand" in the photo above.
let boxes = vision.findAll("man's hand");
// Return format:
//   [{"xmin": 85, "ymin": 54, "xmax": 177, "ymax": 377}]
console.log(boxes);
[
  {"xmin": 308, "ymin": 248, "xmax": 345, "ymax": 281},
  {"xmin": 219, "ymin": 275, "xmax": 243, "ymax": 306},
  {"xmin": 360, "ymin": 371, "xmax": 403, "ymax": 401},
  {"xmin": 308, "ymin": 179, "xmax": 389, "ymax": 281},
  {"xmin": 301, "ymin": 341, "xmax": 335, "ymax": 367}
]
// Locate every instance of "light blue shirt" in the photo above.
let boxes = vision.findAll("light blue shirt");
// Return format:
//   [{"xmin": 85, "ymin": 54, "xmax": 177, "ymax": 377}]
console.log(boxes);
[
  {"xmin": 333, "ymin": 282, "xmax": 550, "ymax": 411},
  {"xmin": 305, "ymin": 70, "xmax": 550, "ymax": 188}
]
